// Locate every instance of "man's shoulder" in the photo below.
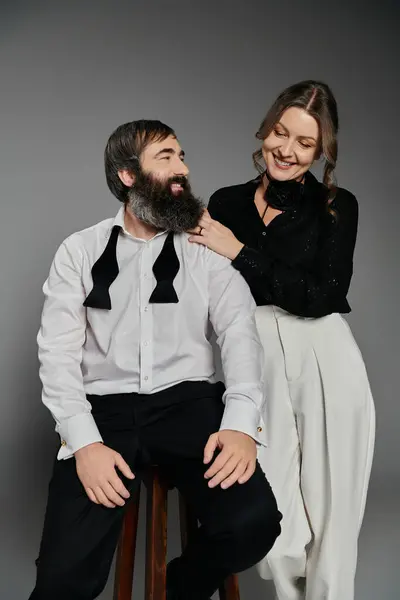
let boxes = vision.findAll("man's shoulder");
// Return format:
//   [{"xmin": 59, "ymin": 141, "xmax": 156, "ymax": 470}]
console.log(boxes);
[
  {"xmin": 61, "ymin": 216, "xmax": 115, "ymax": 253},
  {"xmin": 176, "ymin": 232, "xmax": 231, "ymax": 270}
]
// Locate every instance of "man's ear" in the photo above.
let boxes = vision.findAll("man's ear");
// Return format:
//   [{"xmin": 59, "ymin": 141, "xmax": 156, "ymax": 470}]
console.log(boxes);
[{"xmin": 118, "ymin": 169, "xmax": 135, "ymax": 187}]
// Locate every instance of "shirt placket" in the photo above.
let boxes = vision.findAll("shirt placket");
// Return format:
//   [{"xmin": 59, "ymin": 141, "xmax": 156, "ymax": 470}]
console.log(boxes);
[{"xmin": 139, "ymin": 240, "xmax": 154, "ymax": 392}]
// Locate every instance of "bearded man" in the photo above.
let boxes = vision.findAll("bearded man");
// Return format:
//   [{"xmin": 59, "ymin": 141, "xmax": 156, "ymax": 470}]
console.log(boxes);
[{"xmin": 29, "ymin": 120, "xmax": 281, "ymax": 600}]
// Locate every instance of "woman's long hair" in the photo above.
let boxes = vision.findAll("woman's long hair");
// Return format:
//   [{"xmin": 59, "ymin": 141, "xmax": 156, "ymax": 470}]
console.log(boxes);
[{"xmin": 253, "ymin": 80, "xmax": 339, "ymax": 209}]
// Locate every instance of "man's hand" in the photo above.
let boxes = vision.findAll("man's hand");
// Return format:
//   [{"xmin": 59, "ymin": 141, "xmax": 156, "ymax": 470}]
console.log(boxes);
[
  {"xmin": 75, "ymin": 442, "xmax": 135, "ymax": 508},
  {"xmin": 203, "ymin": 430, "xmax": 257, "ymax": 490}
]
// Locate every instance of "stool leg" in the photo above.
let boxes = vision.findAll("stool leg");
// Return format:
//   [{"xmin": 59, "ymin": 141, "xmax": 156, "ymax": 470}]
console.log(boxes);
[
  {"xmin": 219, "ymin": 574, "xmax": 241, "ymax": 600},
  {"xmin": 113, "ymin": 486, "xmax": 141, "ymax": 600},
  {"xmin": 145, "ymin": 468, "xmax": 168, "ymax": 600},
  {"xmin": 178, "ymin": 493, "xmax": 241, "ymax": 600}
]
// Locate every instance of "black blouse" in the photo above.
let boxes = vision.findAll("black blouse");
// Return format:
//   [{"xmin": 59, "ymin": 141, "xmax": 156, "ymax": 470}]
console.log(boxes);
[{"xmin": 208, "ymin": 171, "xmax": 358, "ymax": 318}]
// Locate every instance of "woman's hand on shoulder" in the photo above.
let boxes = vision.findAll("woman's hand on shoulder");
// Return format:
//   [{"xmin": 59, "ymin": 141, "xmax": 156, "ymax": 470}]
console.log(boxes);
[{"xmin": 188, "ymin": 209, "xmax": 244, "ymax": 260}]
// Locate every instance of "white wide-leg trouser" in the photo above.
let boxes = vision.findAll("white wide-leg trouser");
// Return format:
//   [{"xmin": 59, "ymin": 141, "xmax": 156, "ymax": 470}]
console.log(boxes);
[{"xmin": 255, "ymin": 306, "xmax": 375, "ymax": 600}]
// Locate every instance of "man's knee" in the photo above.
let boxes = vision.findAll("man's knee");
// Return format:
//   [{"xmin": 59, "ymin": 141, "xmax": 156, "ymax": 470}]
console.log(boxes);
[
  {"xmin": 235, "ymin": 497, "xmax": 281, "ymax": 565},
  {"xmin": 220, "ymin": 479, "xmax": 282, "ymax": 573}
]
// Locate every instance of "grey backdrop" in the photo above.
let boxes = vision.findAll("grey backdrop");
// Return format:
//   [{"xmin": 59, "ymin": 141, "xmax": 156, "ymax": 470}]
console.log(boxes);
[{"xmin": 1, "ymin": 1, "xmax": 399, "ymax": 599}]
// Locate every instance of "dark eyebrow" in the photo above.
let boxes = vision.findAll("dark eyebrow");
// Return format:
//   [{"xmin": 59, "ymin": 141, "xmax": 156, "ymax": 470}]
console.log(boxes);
[
  {"xmin": 154, "ymin": 148, "xmax": 185, "ymax": 159},
  {"xmin": 276, "ymin": 121, "xmax": 317, "ymax": 142}
]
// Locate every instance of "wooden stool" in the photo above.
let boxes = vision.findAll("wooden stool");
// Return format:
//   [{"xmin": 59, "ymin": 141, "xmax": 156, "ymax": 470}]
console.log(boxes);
[{"xmin": 113, "ymin": 465, "xmax": 241, "ymax": 600}]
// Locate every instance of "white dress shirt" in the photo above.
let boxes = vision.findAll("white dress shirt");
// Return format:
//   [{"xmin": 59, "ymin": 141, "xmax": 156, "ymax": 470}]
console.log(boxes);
[{"xmin": 38, "ymin": 207, "xmax": 267, "ymax": 459}]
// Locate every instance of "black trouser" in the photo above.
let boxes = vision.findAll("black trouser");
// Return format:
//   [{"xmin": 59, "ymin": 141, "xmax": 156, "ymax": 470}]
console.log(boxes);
[{"xmin": 29, "ymin": 381, "xmax": 282, "ymax": 600}]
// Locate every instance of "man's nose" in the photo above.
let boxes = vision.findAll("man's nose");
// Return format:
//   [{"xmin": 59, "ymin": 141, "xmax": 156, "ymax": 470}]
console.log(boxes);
[{"xmin": 173, "ymin": 156, "xmax": 189, "ymax": 177}]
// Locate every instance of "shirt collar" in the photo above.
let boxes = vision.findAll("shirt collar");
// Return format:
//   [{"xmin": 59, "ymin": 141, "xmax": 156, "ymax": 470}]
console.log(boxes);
[{"xmin": 112, "ymin": 205, "xmax": 167, "ymax": 242}]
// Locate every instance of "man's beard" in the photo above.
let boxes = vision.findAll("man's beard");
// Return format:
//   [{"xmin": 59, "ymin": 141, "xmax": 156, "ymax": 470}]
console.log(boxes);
[{"xmin": 127, "ymin": 169, "xmax": 204, "ymax": 232}]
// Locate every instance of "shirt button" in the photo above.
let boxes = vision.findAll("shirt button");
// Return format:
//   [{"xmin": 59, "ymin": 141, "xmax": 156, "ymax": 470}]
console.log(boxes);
[
  {"xmin": 262, "ymin": 232, "xmax": 267, "ymax": 236},
  {"xmin": 257, "ymin": 426, "xmax": 263, "ymax": 432},
  {"xmin": 144, "ymin": 341, "xmax": 148, "ymax": 346},
  {"xmin": 61, "ymin": 439, "xmax": 67, "ymax": 446},
  {"xmin": 144, "ymin": 306, "xmax": 149, "ymax": 312},
  {"xmin": 144, "ymin": 376, "xmax": 148, "ymax": 381}
]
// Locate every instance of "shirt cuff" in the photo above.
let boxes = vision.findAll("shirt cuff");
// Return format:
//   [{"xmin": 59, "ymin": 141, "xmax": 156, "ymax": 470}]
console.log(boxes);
[
  {"xmin": 219, "ymin": 396, "xmax": 268, "ymax": 447},
  {"xmin": 56, "ymin": 412, "xmax": 103, "ymax": 460}
]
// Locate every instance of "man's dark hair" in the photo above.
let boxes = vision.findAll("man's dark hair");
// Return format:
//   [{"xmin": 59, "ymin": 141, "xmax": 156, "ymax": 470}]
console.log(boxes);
[{"xmin": 104, "ymin": 120, "xmax": 176, "ymax": 203}]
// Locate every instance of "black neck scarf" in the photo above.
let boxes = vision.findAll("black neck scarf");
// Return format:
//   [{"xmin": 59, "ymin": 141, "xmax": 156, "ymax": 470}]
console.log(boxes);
[{"xmin": 263, "ymin": 169, "xmax": 304, "ymax": 212}]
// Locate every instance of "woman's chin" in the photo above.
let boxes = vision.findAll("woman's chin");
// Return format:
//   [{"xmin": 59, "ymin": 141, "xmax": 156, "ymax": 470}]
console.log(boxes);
[
  {"xmin": 267, "ymin": 161, "xmax": 306, "ymax": 182},
  {"xmin": 268, "ymin": 165, "xmax": 296, "ymax": 181}
]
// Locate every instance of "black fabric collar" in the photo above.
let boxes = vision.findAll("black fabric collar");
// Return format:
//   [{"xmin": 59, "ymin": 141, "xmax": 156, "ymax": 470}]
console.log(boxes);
[{"xmin": 242, "ymin": 170, "xmax": 327, "ymax": 211}]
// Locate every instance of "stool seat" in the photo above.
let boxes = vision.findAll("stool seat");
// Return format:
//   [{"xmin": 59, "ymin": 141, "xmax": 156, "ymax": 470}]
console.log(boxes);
[{"xmin": 113, "ymin": 465, "xmax": 240, "ymax": 600}]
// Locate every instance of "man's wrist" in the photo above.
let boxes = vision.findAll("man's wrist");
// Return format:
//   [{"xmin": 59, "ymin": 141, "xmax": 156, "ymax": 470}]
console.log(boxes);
[
  {"xmin": 74, "ymin": 441, "xmax": 103, "ymax": 458},
  {"xmin": 220, "ymin": 429, "xmax": 255, "ymax": 442}
]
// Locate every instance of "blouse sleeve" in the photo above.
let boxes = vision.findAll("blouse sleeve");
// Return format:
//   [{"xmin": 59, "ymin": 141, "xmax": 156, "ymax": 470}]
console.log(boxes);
[{"xmin": 209, "ymin": 189, "xmax": 359, "ymax": 318}]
